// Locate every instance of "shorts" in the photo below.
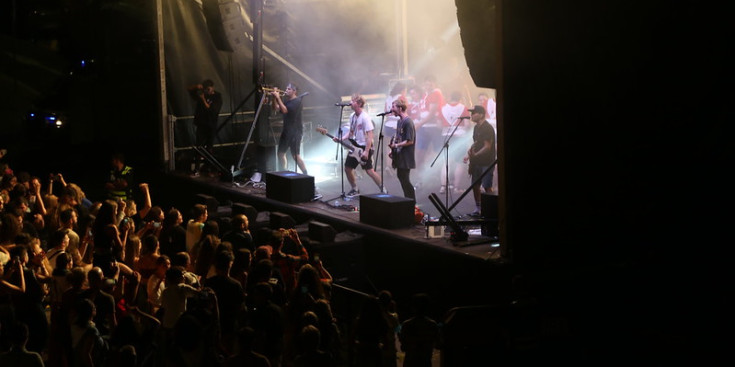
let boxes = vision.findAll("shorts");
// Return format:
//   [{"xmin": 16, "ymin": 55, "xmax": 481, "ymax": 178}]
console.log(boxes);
[
  {"xmin": 345, "ymin": 151, "xmax": 374, "ymax": 170},
  {"xmin": 470, "ymin": 164, "xmax": 494, "ymax": 190},
  {"xmin": 278, "ymin": 133, "xmax": 302, "ymax": 156}
]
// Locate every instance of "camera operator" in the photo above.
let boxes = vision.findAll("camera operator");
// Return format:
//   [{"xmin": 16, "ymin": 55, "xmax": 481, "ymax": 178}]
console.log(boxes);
[{"xmin": 187, "ymin": 79, "xmax": 223, "ymax": 176}]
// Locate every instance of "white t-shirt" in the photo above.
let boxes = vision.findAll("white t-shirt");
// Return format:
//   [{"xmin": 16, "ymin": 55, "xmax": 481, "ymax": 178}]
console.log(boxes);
[
  {"xmin": 441, "ymin": 102, "xmax": 469, "ymax": 136},
  {"xmin": 185, "ymin": 220, "xmax": 204, "ymax": 253},
  {"xmin": 348, "ymin": 111, "xmax": 375, "ymax": 147},
  {"xmin": 161, "ymin": 283, "xmax": 200, "ymax": 328}
]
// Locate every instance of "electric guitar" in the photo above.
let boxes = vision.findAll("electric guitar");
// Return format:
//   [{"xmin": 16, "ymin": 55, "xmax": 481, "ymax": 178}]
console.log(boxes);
[
  {"xmin": 315, "ymin": 126, "xmax": 369, "ymax": 166},
  {"xmin": 388, "ymin": 136, "xmax": 402, "ymax": 169}
]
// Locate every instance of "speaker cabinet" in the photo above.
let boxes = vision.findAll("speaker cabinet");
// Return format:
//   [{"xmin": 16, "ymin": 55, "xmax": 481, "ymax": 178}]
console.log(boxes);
[
  {"xmin": 265, "ymin": 171, "xmax": 314, "ymax": 203},
  {"xmin": 202, "ymin": 0, "xmax": 234, "ymax": 52},
  {"xmin": 481, "ymin": 192, "xmax": 499, "ymax": 237},
  {"xmin": 270, "ymin": 212, "xmax": 295, "ymax": 229},
  {"xmin": 195, "ymin": 194, "xmax": 219, "ymax": 216},
  {"xmin": 308, "ymin": 221, "xmax": 336, "ymax": 243},
  {"xmin": 231, "ymin": 203, "xmax": 258, "ymax": 222},
  {"xmin": 360, "ymin": 194, "xmax": 414, "ymax": 229}
]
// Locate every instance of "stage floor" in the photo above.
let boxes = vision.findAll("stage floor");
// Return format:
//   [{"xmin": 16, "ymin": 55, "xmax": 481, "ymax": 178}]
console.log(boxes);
[{"xmin": 178, "ymin": 169, "xmax": 501, "ymax": 261}]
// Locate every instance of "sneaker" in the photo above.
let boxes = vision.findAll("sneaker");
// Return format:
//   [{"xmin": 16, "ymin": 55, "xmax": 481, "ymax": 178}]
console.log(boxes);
[
  {"xmin": 381, "ymin": 187, "xmax": 389, "ymax": 194},
  {"xmin": 190, "ymin": 171, "xmax": 200, "ymax": 177},
  {"xmin": 312, "ymin": 193, "xmax": 323, "ymax": 201},
  {"xmin": 346, "ymin": 189, "xmax": 360, "ymax": 197}
]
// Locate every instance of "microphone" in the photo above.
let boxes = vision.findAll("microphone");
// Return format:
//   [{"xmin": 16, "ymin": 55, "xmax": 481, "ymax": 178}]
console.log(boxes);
[
  {"xmin": 457, "ymin": 116, "xmax": 471, "ymax": 120},
  {"xmin": 377, "ymin": 111, "xmax": 392, "ymax": 117},
  {"xmin": 335, "ymin": 102, "xmax": 351, "ymax": 106}
]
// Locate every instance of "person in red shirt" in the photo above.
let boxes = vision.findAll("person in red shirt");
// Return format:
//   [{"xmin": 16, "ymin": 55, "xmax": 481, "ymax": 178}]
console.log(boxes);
[{"xmin": 415, "ymin": 76, "xmax": 447, "ymax": 172}]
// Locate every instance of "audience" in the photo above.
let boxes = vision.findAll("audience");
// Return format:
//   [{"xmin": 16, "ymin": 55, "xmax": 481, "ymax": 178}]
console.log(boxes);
[
  {"xmin": 0, "ymin": 157, "xmax": 457, "ymax": 367},
  {"xmin": 0, "ymin": 322, "xmax": 44, "ymax": 367}
]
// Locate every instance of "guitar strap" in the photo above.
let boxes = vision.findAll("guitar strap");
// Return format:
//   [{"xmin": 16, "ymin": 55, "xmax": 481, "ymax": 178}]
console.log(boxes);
[{"xmin": 349, "ymin": 114, "xmax": 357, "ymax": 137}]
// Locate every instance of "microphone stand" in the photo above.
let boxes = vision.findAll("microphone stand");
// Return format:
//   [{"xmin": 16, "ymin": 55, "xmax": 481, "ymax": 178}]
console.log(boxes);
[
  {"xmin": 430, "ymin": 119, "xmax": 462, "ymax": 207},
  {"xmin": 325, "ymin": 105, "xmax": 350, "ymax": 204},
  {"xmin": 376, "ymin": 114, "xmax": 387, "ymax": 193}
]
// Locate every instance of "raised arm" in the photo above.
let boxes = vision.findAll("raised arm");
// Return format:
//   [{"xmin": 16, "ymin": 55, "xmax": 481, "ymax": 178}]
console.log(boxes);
[
  {"xmin": 31, "ymin": 178, "xmax": 47, "ymax": 216},
  {"xmin": 137, "ymin": 183, "xmax": 152, "ymax": 220},
  {"xmin": 0, "ymin": 258, "xmax": 26, "ymax": 293}
]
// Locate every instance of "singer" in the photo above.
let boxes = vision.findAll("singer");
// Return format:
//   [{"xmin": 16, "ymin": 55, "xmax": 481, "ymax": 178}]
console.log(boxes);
[
  {"xmin": 387, "ymin": 97, "xmax": 416, "ymax": 200},
  {"xmin": 271, "ymin": 83, "xmax": 308, "ymax": 174},
  {"xmin": 334, "ymin": 93, "xmax": 383, "ymax": 197}
]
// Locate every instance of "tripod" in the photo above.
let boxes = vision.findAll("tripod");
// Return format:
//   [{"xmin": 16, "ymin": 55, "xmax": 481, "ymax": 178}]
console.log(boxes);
[{"xmin": 230, "ymin": 89, "xmax": 270, "ymax": 183}]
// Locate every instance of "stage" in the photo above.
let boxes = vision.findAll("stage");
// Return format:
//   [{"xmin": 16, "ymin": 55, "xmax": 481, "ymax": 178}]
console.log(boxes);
[
  {"xmin": 155, "ymin": 167, "xmax": 509, "ymax": 311},
  {"xmin": 171, "ymin": 167, "xmax": 501, "ymax": 262}
]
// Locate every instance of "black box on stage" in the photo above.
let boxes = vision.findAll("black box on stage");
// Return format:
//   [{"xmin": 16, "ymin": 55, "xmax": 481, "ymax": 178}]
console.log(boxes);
[
  {"xmin": 309, "ymin": 221, "xmax": 336, "ymax": 243},
  {"xmin": 481, "ymin": 193, "xmax": 499, "ymax": 237},
  {"xmin": 232, "ymin": 203, "xmax": 258, "ymax": 221},
  {"xmin": 360, "ymin": 194, "xmax": 414, "ymax": 229},
  {"xmin": 265, "ymin": 171, "xmax": 314, "ymax": 203}
]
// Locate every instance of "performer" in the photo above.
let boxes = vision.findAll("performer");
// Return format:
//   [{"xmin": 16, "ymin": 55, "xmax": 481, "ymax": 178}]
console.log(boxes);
[
  {"xmin": 271, "ymin": 83, "xmax": 308, "ymax": 175},
  {"xmin": 383, "ymin": 82, "xmax": 406, "ymax": 139},
  {"xmin": 387, "ymin": 97, "xmax": 416, "ymax": 200},
  {"xmin": 415, "ymin": 75, "xmax": 446, "ymax": 170},
  {"xmin": 381, "ymin": 82, "xmax": 406, "ymax": 175},
  {"xmin": 478, "ymin": 91, "xmax": 498, "ymax": 193},
  {"xmin": 334, "ymin": 93, "xmax": 383, "ymax": 197},
  {"xmin": 463, "ymin": 105, "xmax": 496, "ymax": 217},
  {"xmin": 187, "ymin": 79, "xmax": 223, "ymax": 176}
]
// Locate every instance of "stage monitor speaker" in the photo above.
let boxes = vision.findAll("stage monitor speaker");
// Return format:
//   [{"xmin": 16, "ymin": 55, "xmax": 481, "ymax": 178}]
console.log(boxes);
[
  {"xmin": 309, "ymin": 221, "xmax": 336, "ymax": 243},
  {"xmin": 270, "ymin": 212, "xmax": 296, "ymax": 229},
  {"xmin": 255, "ymin": 227, "xmax": 273, "ymax": 246},
  {"xmin": 360, "ymin": 194, "xmax": 414, "ymax": 229},
  {"xmin": 231, "ymin": 202, "xmax": 258, "ymax": 222},
  {"xmin": 481, "ymin": 192, "xmax": 499, "ymax": 237},
  {"xmin": 265, "ymin": 171, "xmax": 314, "ymax": 203},
  {"xmin": 195, "ymin": 194, "xmax": 219, "ymax": 217}
]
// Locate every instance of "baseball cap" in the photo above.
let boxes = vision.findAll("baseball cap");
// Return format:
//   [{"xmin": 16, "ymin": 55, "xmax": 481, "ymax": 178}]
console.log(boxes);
[{"xmin": 468, "ymin": 105, "xmax": 486, "ymax": 115}]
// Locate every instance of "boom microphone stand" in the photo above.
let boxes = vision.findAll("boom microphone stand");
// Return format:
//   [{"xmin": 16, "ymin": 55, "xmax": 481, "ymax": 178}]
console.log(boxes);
[
  {"xmin": 430, "ymin": 117, "xmax": 464, "ymax": 207},
  {"xmin": 325, "ymin": 104, "xmax": 351, "ymax": 203},
  {"xmin": 375, "ymin": 112, "xmax": 390, "ymax": 193}
]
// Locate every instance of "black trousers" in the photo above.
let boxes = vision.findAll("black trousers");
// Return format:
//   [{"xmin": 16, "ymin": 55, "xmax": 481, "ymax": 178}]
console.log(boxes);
[{"xmin": 397, "ymin": 168, "xmax": 415, "ymax": 200}]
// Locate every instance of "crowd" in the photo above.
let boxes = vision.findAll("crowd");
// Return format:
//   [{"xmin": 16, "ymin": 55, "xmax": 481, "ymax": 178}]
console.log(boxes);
[{"xmin": 0, "ymin": 153, "xmax": 441, "ymax": 367}]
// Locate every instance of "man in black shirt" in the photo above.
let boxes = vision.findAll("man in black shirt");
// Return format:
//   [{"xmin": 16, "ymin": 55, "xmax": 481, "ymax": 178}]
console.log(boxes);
[
  {"xmin": 270, "ymin": 83, "xmax": 308, "ymax": 174},
  {"xmin": 463, "ymin": 105, "xmax": 496, "ymax": 217},
  {"xmin": 188, "ymin": 79, "xmax": 223, "ymax": 175}
]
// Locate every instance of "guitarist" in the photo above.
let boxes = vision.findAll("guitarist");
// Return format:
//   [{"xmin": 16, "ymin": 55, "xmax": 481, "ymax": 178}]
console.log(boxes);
[
  {"xmin": 333, "ymin": 94, "xmax": 383, "ymax": 197},
  {"xmin": 463, "ymin": 105, "xmax": 496, "ymax": 217},
  {"xmin": 387, "ymin": 98, "xmax": 416, "ymax": 200}
]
